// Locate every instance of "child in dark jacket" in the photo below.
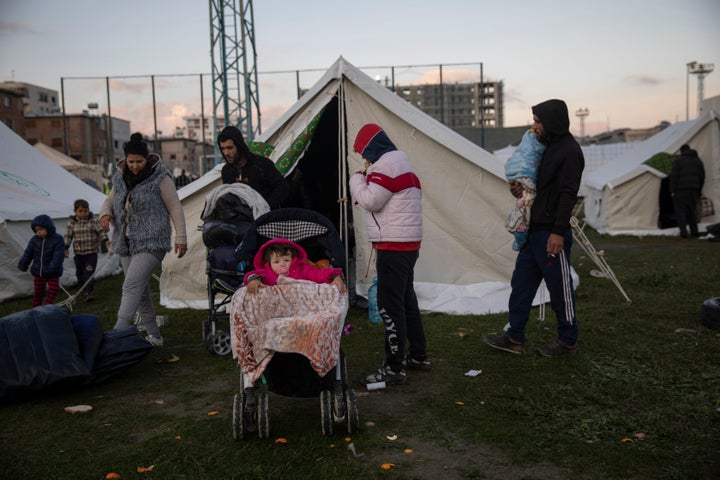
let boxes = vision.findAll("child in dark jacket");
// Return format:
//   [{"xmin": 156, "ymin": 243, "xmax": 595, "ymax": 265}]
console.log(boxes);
[
  {"xmin": 244, "ymin": 238, "xmax": 346, "ymax": 294},
  {"xmin": 17, "ymin": 214, "xmax": 65, "ymax": 307}
]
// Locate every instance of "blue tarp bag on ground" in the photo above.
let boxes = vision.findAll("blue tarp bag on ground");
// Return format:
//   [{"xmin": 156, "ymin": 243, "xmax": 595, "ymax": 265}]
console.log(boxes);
[{"xmin": 0, "ymin": 305, "xmax": 90, "ymax": 402}]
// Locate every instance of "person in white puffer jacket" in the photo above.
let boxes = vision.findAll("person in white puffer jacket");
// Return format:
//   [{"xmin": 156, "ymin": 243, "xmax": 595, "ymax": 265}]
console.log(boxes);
[{"xmin": 349, "ymin": 123, "xmax": 429, "ymax": 386}]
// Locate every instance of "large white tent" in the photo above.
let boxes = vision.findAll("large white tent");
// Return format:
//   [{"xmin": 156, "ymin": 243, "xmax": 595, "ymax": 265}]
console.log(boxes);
[
  {"xmin": 583, "ymin": 110, "xmax": 720, "ymax": 235},
  {"xmin": 160, "ymin": 57, "xmax": 542, "ymax": 315},
  {"xmin": 0, "ymin": 123, "xmax": 116, "ymax": 303},
  {"xmin": 33, "ymin": 142, "xmax": 106, "ymax": 191}
]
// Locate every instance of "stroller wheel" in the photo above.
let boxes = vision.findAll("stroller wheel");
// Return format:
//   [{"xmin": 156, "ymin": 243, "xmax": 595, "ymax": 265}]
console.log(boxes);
[
  {"xmin": 345, "ymin": 389, "xmax": 360, "ymax": 434},
  {"xmin": 232, "ymin": 392, "xmax": 245, "ymax": 440},
  {"xmin": 320, "ymin": 390, "xmax": 333, "ymax": 436},
  {"xmin": 206, "ymin": 331, "xmax": 232, "ymax": 356},
  {"xmin": 257, "ymin": 391, "xmax": 269, "ymax": 439}
]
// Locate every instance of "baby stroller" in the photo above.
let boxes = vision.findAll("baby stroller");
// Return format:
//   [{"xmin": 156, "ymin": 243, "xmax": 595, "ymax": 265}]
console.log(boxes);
[
  {"xmin": 229, "ymin": 208, "xmax": 359, "ymax": 439},
  {"xmin": 200, "ymin": 184, "xmax": 269, "ymax": 355}
]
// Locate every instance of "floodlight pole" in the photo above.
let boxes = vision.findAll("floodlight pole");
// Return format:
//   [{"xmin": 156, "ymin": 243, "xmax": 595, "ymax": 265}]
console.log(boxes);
[
  {"xmin": 686, "ymin": 61, "xmax": 696, "ymax": 121},
  {"xmin": 688, "ymin": 62, "xmax": 714, "ymax": 117},
  {"xmin": 575, "ymin": 108, "xmax": 589, "ymax": 139}
]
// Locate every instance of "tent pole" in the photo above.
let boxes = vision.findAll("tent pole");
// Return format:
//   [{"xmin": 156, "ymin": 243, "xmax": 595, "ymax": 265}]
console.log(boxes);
[{"xmin": 338, "ymin": 80, "xmax": 349, "ymax": 267}]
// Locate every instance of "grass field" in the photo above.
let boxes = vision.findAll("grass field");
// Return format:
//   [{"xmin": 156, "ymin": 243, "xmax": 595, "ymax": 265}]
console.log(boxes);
[{"xmin": 0, "ymin": 232, "xmax": 718, "ymax": 480}]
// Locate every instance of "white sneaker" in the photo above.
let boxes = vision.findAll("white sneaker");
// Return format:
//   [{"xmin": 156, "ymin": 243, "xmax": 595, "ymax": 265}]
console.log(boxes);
[{"xmin": 146, "ymin": 335, "xmax": 164, "ymax": 347}]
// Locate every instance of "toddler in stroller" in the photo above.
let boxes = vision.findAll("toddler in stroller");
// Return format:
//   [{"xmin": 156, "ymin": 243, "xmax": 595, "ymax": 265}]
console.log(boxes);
[
  {"xmin": 229, "ymin": 208, "xmax": 358, "ymax": 439},
  {"xmin": 201, "ymin": 184, "xmax": 269, "ymax": 355}
]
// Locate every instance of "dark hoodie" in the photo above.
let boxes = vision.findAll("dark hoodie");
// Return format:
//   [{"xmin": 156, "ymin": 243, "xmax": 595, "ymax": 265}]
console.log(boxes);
[
  {"xmin": 529, "ymin": 99, "xmax": 585, "ymax": 234},
  {"xmin": 217, "ymin": 126, "xmax": 290, "ymax": 209},
  {"xmin": 18, "ymin": 214, "xmax": 65, "ymax": 278},
  {"xmin": 669, "ymin": 148, "xmax": 705, "ymax": 193}
]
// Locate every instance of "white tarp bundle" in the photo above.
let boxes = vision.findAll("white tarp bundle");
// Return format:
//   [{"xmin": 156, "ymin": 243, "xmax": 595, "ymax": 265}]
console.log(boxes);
[
  {"xmin": 583, "ymin": 111, "xmax": 720, "ymax": 235},
  {"xmin": 0, "ymin": 123, "xmax": 117, "ymax": 303},
  {"xmin": 160, "ymin": 57, "xmax": 553, "ymax": 315}
]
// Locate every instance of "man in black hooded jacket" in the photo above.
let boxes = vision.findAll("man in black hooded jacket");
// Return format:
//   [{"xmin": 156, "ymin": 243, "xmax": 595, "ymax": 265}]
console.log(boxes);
[
  {"xmin": 217, "ymin": 126, "xmax": 289, "ymax": 209},
  {"xmin": 485, "ymin": 99, "xmax": 585, "ymax": 357},
  {"xmin": 669, "ymin": 144, "xmax": 705, "ymax": 238}
]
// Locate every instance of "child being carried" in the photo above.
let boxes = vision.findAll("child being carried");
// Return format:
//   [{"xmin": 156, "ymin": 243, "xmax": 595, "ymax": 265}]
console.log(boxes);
[{"xmin": 504, "ymin": 129, "xmax": 545, "ymax": 251}]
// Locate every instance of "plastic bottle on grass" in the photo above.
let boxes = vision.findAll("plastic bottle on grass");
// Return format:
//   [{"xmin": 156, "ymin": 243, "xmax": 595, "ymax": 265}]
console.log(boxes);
[{"xmin": 367, "ymin": 276, "xmax": 381, "ymax": 323}]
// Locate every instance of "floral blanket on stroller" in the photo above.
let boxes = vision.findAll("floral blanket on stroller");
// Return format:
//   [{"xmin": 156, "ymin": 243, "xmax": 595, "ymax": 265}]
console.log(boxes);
[{"xmin": 230, "ymin": 276, "xmax": 349, "ymax": 388}]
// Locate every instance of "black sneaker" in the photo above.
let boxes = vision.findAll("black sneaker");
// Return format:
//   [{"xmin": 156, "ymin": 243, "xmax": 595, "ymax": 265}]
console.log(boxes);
[
  {"xmin": 361, "ymin": 364, "xmax": 406, "ymax": 385},
  {"xmin": 537, "ymin": 341, "xmax": 577, "ymax": 357},
  {"xmin": 405, "ymin": 355, "xmax": 432, "ymax": 371},
  {"xmin": 483, "ymin": 334, "xmax": 525, "ymax": 354}
]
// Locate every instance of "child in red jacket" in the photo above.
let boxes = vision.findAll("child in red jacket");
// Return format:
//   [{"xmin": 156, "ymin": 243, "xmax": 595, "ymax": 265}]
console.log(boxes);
[{"xmin": 244, "ymin": 238, "xmax": 346, "ymax": 294}]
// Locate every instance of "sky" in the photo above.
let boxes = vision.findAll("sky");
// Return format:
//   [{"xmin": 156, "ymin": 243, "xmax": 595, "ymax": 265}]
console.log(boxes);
[{"xmin": 1, "ymin": 0, "xmax": 719, "ymax": 140}]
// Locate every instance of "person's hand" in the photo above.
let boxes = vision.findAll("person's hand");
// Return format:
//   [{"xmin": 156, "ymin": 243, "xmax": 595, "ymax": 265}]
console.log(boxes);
[
  {"xmin": 546, "ymin": 233, "xmax": 564, "ymax": 258},
  {"xmin": 99, "ymin": 214, "xmax": 113, "ymax": 232},
  {"xmin": 175, "ymin": 244, "xmax": 187, "ymax": 258},
  {"xmin": 509, "ymin": 181, "xmax": 524, "ymax": 198},
  {"xmin": 331, "ymin": 276, "xmax": 347, "ymax": 293},
  {"xmin": 64, "ymin": 250, "xmax": 69, "ymax": 259},
  {"xmin": 246, "ymin": 278, "xmax": 262, "ymax": 294}
]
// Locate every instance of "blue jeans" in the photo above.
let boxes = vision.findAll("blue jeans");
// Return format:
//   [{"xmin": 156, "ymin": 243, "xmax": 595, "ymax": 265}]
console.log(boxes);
[{"xmin": 506, "ymin": 229, "xmax": 578, "ymax": 346}]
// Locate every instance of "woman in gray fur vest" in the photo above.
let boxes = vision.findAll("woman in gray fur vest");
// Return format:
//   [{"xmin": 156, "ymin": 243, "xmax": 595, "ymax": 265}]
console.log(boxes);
[{"xmin": 100, "ymin": 133, "xmax": 187, "ymax": 347}]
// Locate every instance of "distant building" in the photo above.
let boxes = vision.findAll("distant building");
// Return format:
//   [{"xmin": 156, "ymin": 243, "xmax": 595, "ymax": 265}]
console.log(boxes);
[
  {"xmin": 0, "ymin": 81, "xmax": 59, "ymax": 116},
  {"xmin": 586, "ymin": 122, "xmax": 671, "ymax": 145},
  {"xmin": 157, "ymin": 137, "xmax": 197, "ymax": 177},
  {"xmin": 183, "ymin": 114, "xmax": 227, "ymax": 142},
  {"xmin": 24, "ymin": 113, "xmax": 129, "ymax": 171},
  {"xmin": 194, "ymin": 141, "xmax": 216, "ymax": 174},
  {"xmin": 0, "ymin": 87, "xmax": 26, "ymax": 137},
  {"xmin": 394, "ymin": 81, "xmax": 504, "ymax": 128}
]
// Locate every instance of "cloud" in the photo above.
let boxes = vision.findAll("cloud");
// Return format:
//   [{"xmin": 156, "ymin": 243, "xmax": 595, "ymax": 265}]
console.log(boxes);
[
  {"xmin": 0, "ymin": 21, "xmax": 39, "ymax": 36},
  {"xmin": 415, "ymin": 69, "xmax": 479, "ymax": 84},
  {"xmin": 625, "ymin": 75, "xmax": 664, "ymax": 86},
  {"xmin": 109, "ymin": 79, "xmax": 150, "ymax": 94}
]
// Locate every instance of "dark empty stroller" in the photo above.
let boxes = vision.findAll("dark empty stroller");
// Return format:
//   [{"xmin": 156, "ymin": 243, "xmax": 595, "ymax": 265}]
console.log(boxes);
[
  {"xmin": 201, "ymin": 184, "xmax": 269, "ymax": 355},
  {"xmin": 228, "ymin": 208, "xmax": 359, "ymax": 438}
]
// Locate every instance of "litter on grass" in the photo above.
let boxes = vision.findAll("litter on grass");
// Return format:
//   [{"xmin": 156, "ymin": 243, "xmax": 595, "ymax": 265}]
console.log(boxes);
[
  {"xmin": 464, "ymin": 369, "xmax": 482, "ymax": 377},
  {"xmin": 347, "ymin": 442, "xmax": 364, "ymax": 457},
  {"xmin": 64, "ymin": 404, "xmax": 92, "ymax": 414}
]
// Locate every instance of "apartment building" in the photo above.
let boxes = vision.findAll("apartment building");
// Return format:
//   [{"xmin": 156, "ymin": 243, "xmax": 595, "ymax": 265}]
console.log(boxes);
[
  {"xmin": 0, "ymin": 81, "xmax": 59, "ymax": 116},
  {"xmin": 158, "ymin": 137, "xmax": 197, "ymax": 177},
  {"xmin": 183, "ymin": 114, "xmax": 227, "ymax": 142},
  {"xmin": 394, "ymin": 81, "xmax": 504, "ymax": 128},
  {"xmin": 24, "ymin": 113, "xmax": 130, "ymax": 170},
  {"xmin": 0, "ymin": 87, "xmax": 26, "ymax": 137}
]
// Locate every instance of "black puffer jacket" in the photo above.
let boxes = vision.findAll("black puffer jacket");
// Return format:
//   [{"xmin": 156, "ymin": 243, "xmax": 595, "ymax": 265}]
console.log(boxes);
[
  {"xmin": 217, "ymin": 126, "xmax": 289, "ymax": 209},
  {"xmin": 530, "ymin": 99, "xmax": 585, "ymax": 234},
  {"xmin": 17, "ymin": 215, "xmax": 65, "ymax": 278},
  {"xmin": 669, "ymin": 149, "xmax": 705, "ymax": 193}
]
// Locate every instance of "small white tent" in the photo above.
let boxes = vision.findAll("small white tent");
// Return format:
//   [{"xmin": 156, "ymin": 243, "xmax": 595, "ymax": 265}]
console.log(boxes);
[
  {"xmin": 160, "ymin": 57, "xmax": 535, "ymax": 315},
  {"xmin": 33, "ymin": 142, "xmax": 106, "ymax": 191},
  {"xmin": 583, "ymin": 111, "xmax": 720, "ymax": 235},
  {"xmin": 0, "ymin": 123, "xmax": 114, "ymax": 303}
]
